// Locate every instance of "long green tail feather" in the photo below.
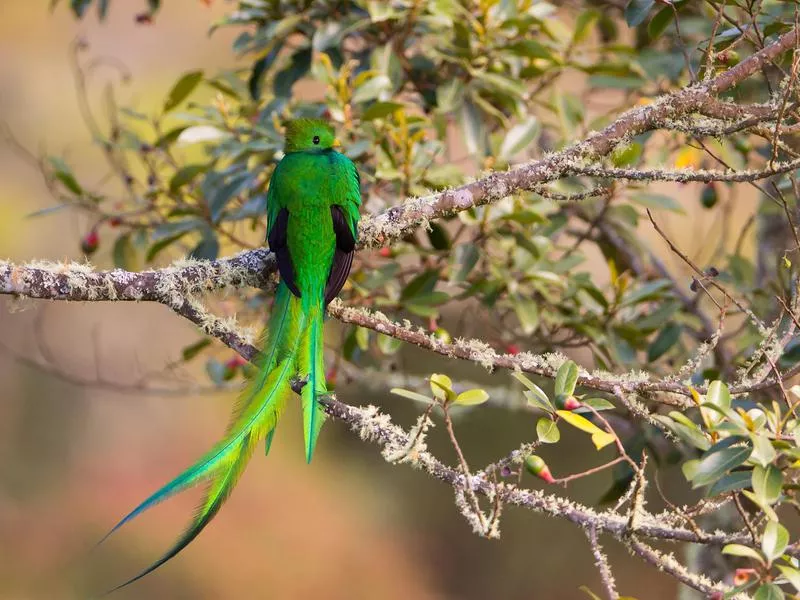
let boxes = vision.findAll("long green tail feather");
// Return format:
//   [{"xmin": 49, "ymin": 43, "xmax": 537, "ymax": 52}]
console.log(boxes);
[
  {"xmin": 105, "ymin": 434, "xmax": 254, "ymax": 593},
  {"xmin": 100, "ymin": 283, "xmax": 304, "ymax": 589},
  {"xmin": 300, "ymin": 297, "xmax": 326, "ymax": 463}
]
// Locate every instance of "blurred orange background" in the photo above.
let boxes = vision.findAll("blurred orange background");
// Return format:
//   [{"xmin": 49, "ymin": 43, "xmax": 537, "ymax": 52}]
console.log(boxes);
[{"xmin": 0, "ymin": 3, "xmax": 704, "ymax": 598}]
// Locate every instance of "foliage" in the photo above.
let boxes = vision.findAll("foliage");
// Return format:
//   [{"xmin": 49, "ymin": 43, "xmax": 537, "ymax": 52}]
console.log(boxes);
[{"xmin": 9, "ymin": 0, "xmax": 800, "ymax": 598}]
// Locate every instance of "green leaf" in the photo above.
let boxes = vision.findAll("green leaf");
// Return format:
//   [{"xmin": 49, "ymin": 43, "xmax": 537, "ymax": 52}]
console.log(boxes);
[
  {"xmin": 576, "ymin": 398, "xmax": 615, "ymax": 413},
  {"xmin": 429, "ymin": 373, "xmax": 455, "ymax": 402},
  {"xmin": 427, "ymin": 222, "xmax": 451, "ymax": 250},
  {"xmin": 163, "ymin": 70, "xmax": 203, "ymax": 113},
  {"xmin": 610, "ymin": 142, "xmax": 642, "ymax": 167},
  {"xmin": 401, "ymin": 269, "xmax": 439, "ymax": 300},
  {"xmin": 742, "ymin": 489, "xmax": 779, "ymax": 521},
  {"xmin": 647, "ymin": 324, "xmax": 682, "ymax": 361},
  {"xmin": 762, "ymin": 520, "xmax": 789, "ymax": 562},
  {"xmin": 26, "ymin": 204, "xmax": 71, "ymax": 219},
  {"xmin": 511, "ymin": 294, "xmax": 539, "ymax": 335},
  {"xmin": 355, "ymin": 326, "xmax": 369, "ymax": 351},
  {"xmin": 647, "ymin": 6, "xmax": 674, "ymax": 40},
  {"xmin": 653, "ymin": 414, "xmax": 710, "ymax": 450},
  {"xmin": 537, "ymin": 418, "xmax": 560, "ymax": 443},
  {"xmin": 620, "ymin": 280, "xmax": 671, "ymax": 306},
  {"xmin": 362, "ymin": 101, "xmax": 403, "ymax": 121},
  {"xmin": 182, "ymin": 338, "xmax": 211, "ymax": 362},
  {"xmin": 681, "ymin": 459, "xmax": 699, "ymax": 482},
  {"xmin": 455, "ymin": 388, "xmax": 490, "ymax": 406},
  {"xmin": 352, "ymin": 75, "xmax": 391, "ymax": 104},
  {"xmin": 436, "ymin": 78, "xmax": 465, "ymax": 113},
  {"xmin": 554, "ymin": 360, "xmax": 579, "ymax": 397},
  {"xmin": 377, "ymin": 333, "xmax": 402, "ymax": 355},
  {"xmin": 708, "ymin": 470, "xmax": 752, "ymax": 496},
  {"xmin": 722, "ymin": 544, "xmax": 765, "ymax": 565},
  {"xmin": 112, "ymin": 233, "xmax": 137, "ymax": 270},
  {"xmin": 189, "ymin": 231, "xmax": 219, "ymax": 260},
  {"xmin": 460, "ymin": 99, "xmax": 487, "ymax": 156},
  {"xmin": 706, "ymin": 380, "xmax": 732, "ymax": 412},
  {"xmin": 777, "ymin": 565, "xmax": 800, "ymax": 593},
  {"xmin": 70, "ymin": 0, "xmax": 92, "ymax": 18},
  {"xmin": 208, "ymin": 172, "xmax": 254, "ymax": 223},
  {"xmin": 624, "ymin": 0, "xmax": 655, "ymax": 27},
  {"xmin": 690, "ymin": 444, "xmax": 751, "ymax": 488},
  {"xmin": 155, "ymin": 126, "xmax": 189, "ymax": 149},
  {"xmin": 390, "ymin": 388, "xmax": 431, "ymax": 403},
  {"xmin": 749, "ymin": 433, "xmax": 777, "ymax": 468},
  {"xmin": 513, "ymin": 372, "xmax": 554, "ymax": 413},
  {"xmin": 505, "ymin": 40, "xmax": 554, "ymax": 60},
  {"xmin": 450, "ymin": 244, "xmax": 479, "ymax": 283},
  {"xmin": 97, "ymin": 0, "xmax": 109, "ymax": 19},
  {"xmin": 274, "ymin": 48, "xmax": 311, "ymax": 99},
  {"xmin": 169, "ymin": 164, "xmax": 208, "ymax": 193},
  {"xmin": 498, "ymin": 117, "xmax": 540, "ymax": 161},
  {"xmin": 573, "ymin": 10, "xmax": 599, "ymax": 44},
  {"xmin": 48, "ymin": 156, "xmax": 83, "ymax": 195},
  {"xmin": 754, "ymin": 583, "xmax": 785, "ymax": 600}
]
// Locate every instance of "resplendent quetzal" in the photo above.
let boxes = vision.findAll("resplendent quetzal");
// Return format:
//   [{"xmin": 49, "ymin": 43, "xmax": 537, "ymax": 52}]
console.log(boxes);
[{"xmin": 104, "ymin": 118, "xmax": 361, "ymax": 590}]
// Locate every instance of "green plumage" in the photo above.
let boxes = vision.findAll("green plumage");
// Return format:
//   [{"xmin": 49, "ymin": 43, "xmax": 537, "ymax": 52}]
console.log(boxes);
[{"xmin": 103, "ymin": 119, "xmax": 361, "ymax": 591}]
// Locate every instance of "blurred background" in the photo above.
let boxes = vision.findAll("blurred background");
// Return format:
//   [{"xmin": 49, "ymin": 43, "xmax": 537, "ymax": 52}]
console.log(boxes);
[{"xmin": 0, "ymin": 2, "xmax": 753, "ymax": 599}]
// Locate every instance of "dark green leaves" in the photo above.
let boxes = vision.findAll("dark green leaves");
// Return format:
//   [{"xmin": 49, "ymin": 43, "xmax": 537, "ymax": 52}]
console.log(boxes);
[
  {"xmin": 190, "ymin": 230, "xmax": 220, "ymax": 260},
  {"xmin": 48, "ymin": 157, "xmax": 83, "ymax": 195},
  {"xmin": 182, "ymin": 338, "xmax": 211, "ymax": 362},
  {"xmin": 164, "ymin": 70, "xmax": 204, "ymax": 113},
  {"xmin": 684, "ymin": 441, "xmax": 752, "ymax": 488},
  {"xmin": 624, "ymin": 0, "xmax": 655, "ymax": 28},
  {"xmin": 647, "ymin": 323, "xmax": 682, "ymax": 361}
]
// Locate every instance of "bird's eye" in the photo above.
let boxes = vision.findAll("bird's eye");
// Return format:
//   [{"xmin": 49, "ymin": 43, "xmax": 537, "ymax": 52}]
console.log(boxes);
[{"xmin": 313, "ymin": 136, "xmax": 320, "ymax": 145}]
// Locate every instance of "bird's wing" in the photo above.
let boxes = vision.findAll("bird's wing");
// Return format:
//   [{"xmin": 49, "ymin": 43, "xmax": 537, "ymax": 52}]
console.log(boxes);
[
  {"xmin": 268, "ymin": 206, "xmax": 301, "ymax": 298},
  {"xmin": 325, "ymin": 204, "xmax": 356, "ymax": 305}
]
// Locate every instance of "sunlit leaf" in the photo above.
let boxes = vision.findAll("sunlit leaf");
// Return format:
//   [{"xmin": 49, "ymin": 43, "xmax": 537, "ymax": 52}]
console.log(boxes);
[
  {"xmin": 430, "ymin": 373, "xmax": 455, "ymax": 402},
  {"xmin": 455, "ymin": 388, "xmax": 489, "ymax": 406},
  {"xmin": 762, "ymin": 520, "xmax": 789, "ymax": 562},
  {"xmin": 557, "ymin": 410, "xmax": 615, "ymax": 450},
  {"xmin": 722, "ymin": 544, "xmax": 765, "ymax": 565},
  {"xmin": 537, "ymin": 418, "xmax": 560, "ymax": 443}
]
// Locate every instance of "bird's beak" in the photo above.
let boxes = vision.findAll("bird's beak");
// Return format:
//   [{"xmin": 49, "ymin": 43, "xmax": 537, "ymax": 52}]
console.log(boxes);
[{"xmin": 332, "ymin": 137, "xmax": 342, "ymax": 148}]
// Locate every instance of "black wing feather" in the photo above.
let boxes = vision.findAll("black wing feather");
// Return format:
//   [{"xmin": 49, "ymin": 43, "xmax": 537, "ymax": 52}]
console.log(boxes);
[
  {"xmin": 267, "ymin": 207, "xmax": 301, "ymax": 298},
  {"xmin": 325, "ymin": 205, "xmax": 356, "ymax": 305}
]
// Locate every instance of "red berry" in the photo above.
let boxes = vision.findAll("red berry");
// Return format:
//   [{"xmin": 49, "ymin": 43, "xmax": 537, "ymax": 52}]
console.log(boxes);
[
  {"xmin": 225, "ymin": 355, "xmax": 247, "ymax": 370},
  {"xmin": 506, "ymin": 343, "xmax": 520, "ymax": 355},
  {"xmin": 326, "ymin": 367, "xmax": 338, "ymax": 387},
  {"xmin": 733, "ymin": 569, "xmax": 754, "ymax": 586},
  {"xmin": 81, "ymin": 230, "xmax": 99, "ymax": 255},
  {"xmin": 555, "ymin": 393, "xmax": 582, "ymax": 411},
  {"xmin": 379, "ymin": 247, "xmax": 391, "ymax": 258}
]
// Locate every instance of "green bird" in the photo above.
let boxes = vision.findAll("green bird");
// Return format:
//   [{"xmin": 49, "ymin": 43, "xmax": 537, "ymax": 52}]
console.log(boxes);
[{"xmin": 103, "ymin": 118, "xmax": 361, "ymax": 590}]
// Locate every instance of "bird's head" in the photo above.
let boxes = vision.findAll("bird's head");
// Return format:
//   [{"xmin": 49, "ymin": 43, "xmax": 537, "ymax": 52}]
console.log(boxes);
[{"xmin": 284, "ymin": 118, "xmax": 340, "ymax": 153}]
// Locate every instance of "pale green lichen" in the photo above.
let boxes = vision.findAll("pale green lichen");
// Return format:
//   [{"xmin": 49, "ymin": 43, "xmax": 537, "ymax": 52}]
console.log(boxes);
[{"xmin": 382, "ymin": 412, "xmax": 434, "ymax": 466}]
